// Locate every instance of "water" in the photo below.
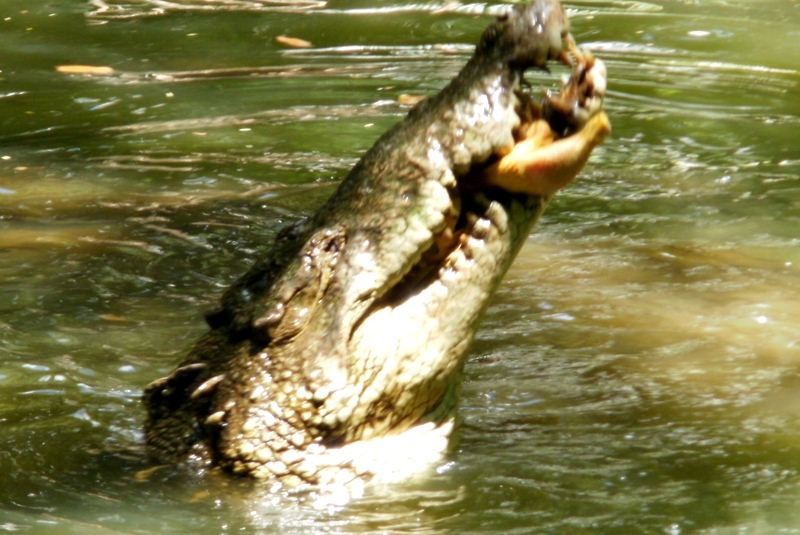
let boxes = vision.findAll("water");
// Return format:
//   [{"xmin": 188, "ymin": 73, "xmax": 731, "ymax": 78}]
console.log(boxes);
[{"xmin": 1, "ymin": 0, "xmax": 799, "ymax": 532}]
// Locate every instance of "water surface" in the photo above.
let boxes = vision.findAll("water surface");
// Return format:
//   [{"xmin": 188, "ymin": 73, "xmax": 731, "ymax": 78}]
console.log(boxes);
[{"xmin": 1, "ymin": 0, "xmax": 799, "ymax": 533}]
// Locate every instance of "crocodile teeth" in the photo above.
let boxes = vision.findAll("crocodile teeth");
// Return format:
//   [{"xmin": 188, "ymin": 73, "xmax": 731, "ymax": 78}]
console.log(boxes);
[
  {"xmin": 470, "ymin": 216, "xmax": 492, "ymax": 241},
  {"xmin": 190, "ymin": 374, "xmax": 225, "ymax": 400},
  {"xmin": 204, "ymin": 410, "xmax": 226, "ymax": 425},
  {"xmin": 144, "ymin": 362, "xmax": 206, "ymax": 391}
]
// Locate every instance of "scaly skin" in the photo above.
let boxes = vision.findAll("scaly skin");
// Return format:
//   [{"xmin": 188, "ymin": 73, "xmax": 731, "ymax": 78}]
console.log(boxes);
[{"xmin": 144, "ymin": 0, "xmax": 609, "ymax": 487}]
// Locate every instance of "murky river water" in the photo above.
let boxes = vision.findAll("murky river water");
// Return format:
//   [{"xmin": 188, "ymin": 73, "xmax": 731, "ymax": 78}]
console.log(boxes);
[{"xmin": 1, "ymin": 0, "xmax": 799, "ymax": 532}]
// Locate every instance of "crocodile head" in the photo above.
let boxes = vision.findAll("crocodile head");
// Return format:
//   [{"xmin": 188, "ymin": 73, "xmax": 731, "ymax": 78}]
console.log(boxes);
[
  {"xmin": 476, "ymin": 0, "xmax": 569, "ymax": 69},
  {"xmin": 144, "ymin": 0, "xmax": 607, "ymax": 490}
]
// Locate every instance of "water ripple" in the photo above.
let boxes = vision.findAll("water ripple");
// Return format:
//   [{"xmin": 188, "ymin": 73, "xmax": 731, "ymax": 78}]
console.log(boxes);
[
  {"xmin": 102, "ymin": 103, "xmax": 400, "ymax": 135},
  {"xmin": 86, "ymin": 0, "xmax": 666, "ymax": 20}
]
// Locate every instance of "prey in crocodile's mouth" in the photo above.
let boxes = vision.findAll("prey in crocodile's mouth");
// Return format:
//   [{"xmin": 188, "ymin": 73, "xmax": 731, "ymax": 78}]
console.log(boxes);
[{"xmin": 487, "ymin": 37, "xmax": 611, "ymax": 198}]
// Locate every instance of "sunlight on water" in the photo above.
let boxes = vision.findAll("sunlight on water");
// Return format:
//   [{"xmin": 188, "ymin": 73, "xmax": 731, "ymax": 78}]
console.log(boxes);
[{"xmin": 1, "ymin": 0, "xmax": 799, "ymax": 532}]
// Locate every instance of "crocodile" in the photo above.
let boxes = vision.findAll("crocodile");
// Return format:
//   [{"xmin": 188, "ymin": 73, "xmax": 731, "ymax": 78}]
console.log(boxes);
[{"xmin": 143, "ymin": 0, "xmax": 610, "ymax": 488}]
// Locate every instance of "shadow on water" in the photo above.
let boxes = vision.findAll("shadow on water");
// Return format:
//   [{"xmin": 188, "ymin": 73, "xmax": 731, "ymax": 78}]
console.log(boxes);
[{"xmin": 1, "ymin": 0, "xmax": 799, "ymax": 532}]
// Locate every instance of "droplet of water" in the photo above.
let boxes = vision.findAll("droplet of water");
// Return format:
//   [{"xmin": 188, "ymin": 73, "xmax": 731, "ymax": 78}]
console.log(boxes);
[{"xmin": 666, "ymin": 523, "xmax": 682, "ymax": 535}]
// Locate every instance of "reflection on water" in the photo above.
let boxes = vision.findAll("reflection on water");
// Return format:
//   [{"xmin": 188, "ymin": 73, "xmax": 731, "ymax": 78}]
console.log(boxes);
[
  {"xmin": 88, "ymin": 0, "xmax": 328, "ymax": 20},
  {"xmin": 1, "ymin": 0, "xmax": 799, "ymax": 532}
]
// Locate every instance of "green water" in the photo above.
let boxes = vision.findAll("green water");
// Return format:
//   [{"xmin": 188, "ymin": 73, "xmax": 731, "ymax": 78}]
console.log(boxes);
[{"xmin": 1, "ymin": 0, "xmax": 799, "ymax": 532}]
